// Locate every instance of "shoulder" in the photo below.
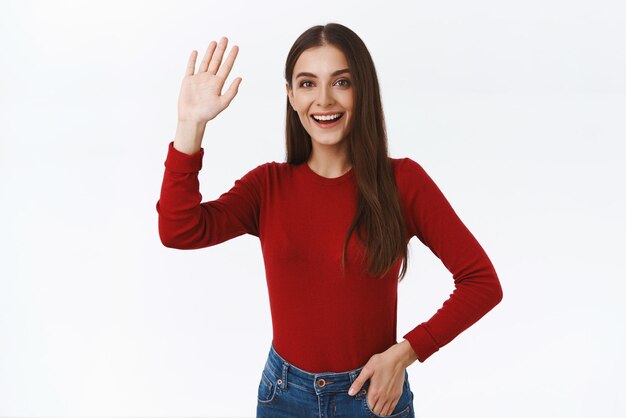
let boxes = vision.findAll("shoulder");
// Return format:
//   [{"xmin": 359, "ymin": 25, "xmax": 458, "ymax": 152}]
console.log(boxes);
[
  {"xmin": 239, "ymin": 161, "xmax": 295, "ymax": 188},
  {"xmin": 241, "ymin": 160, "xmax": 286, "ymax": 175},
  {"xmin": 245, "ymin": 160, "xmax": 292, "ymax": 177},
  {"xmin": 389, "ymin": 156, "xmax": 423, "ymax": 170},
  {"xmin": 388, "ymin": 156, "xmax": 430, "ymax": 186}
]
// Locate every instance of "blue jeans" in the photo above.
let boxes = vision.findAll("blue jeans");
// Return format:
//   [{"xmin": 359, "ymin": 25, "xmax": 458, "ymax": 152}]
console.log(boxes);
[{"xmin": 256, "ymin": 342, "xmax": 415, "ymax": 418}]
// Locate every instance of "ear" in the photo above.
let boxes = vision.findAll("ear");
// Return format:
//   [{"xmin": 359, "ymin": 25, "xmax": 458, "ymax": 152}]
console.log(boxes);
[{"xmin": 286, "ymin": 82, "xmax": 295, "ymax": 110}]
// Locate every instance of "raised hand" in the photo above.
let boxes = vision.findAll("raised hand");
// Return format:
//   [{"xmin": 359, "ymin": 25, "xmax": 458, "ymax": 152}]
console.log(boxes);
[{"xmin": 177, "ymin": 36, "xmax": 242, "ymax": 125}]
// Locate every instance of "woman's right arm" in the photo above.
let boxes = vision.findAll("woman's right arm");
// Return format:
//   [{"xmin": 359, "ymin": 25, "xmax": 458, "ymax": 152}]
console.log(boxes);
[
  {"xmin": 156, "ymin": 37, "xmax": 262, "ymax": 249},
  {"xmin": 156, "ymin": 140, "xmax": 264, "ymax": 249}
]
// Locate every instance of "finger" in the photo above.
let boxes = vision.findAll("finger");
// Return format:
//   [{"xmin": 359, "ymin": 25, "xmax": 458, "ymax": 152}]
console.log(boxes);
[
  {"xmin": 348, "ymin": 367, "xmax": 373, "ymax": 396},
  {"xmin": 216, "ymin": 44, "xmax": 239, "ymax": 80},
  {"xmin": 207, "ymin": 36, "xmax": 228, "ymax": 75},
  {"xmin": 381, "ymin": 399, "xmax": 394, "ymax": 416},
  {"xmin": 185, "ymin": 50, "xmax": 198, "ymax": 76},
  {"xmin": 198, "ymin": 41, "xmax": 217, "ymax": 73},
  {"xmin": 220, "ymin": 77, "xmax": 242, "ymax": 107},
  {"xmin": 369, "ymin": 395, "xmax": 384, "ymax": 415}
]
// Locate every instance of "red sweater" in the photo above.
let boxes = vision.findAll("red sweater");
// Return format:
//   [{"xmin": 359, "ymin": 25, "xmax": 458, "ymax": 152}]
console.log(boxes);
[{"xmin": 156, "ymin": 141, "xmax": 503, "ymax": 373}]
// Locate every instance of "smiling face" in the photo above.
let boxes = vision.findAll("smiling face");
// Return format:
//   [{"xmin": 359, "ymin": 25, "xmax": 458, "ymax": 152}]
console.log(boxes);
[{"xmin": 286, "ymin": 44, "xmax": 354, "ymax": 149}]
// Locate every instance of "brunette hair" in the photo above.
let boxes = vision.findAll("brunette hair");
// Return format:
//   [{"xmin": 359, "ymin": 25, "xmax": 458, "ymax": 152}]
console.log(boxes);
[{"xmin": 284, "ymin": 23, "xmax": 410, "ymax": 281}]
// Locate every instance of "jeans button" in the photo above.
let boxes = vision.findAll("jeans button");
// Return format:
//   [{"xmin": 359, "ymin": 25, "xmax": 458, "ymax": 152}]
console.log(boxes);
[{"xmin": 317, "ymin": 378, "xmax": 326, "ymax": 387}]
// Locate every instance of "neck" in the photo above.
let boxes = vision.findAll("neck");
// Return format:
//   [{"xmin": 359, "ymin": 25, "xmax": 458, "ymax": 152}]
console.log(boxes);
[{"xmin": 307, "ymin": 143, "xmax": 352, "ymax": 178}]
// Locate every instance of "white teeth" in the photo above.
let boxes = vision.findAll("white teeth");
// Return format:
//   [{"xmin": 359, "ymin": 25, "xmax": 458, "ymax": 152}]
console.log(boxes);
[{"xmin": 312, "ymin": 113, "xmax": 342, "ymax": 121}]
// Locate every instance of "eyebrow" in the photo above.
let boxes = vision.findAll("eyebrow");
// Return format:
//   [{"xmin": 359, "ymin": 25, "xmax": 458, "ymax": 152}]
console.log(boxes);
[{"xmin": 295, "ymin": 68, "xmax": 351, "ymax": 79}]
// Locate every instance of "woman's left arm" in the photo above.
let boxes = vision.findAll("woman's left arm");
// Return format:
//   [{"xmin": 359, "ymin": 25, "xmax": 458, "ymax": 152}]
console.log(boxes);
[
  {"xmin": 396, "ymin": 158, "xmax": 504, "ymax": 363},
  {"xmin": 348, "ymin": 158, "xmax": 503, "ymax": 415}
]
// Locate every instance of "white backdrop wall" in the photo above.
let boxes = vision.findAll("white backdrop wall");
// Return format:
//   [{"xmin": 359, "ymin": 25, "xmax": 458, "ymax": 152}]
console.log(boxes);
[{"xmin": 1, "ymin": 0, "xmax": 624, "ymax": 417}]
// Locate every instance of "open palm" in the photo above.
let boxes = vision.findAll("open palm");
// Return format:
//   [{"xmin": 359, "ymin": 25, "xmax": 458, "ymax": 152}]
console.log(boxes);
[{"xmin": 177, "ymin": 36, "xmax": 242, "ymax": 124}]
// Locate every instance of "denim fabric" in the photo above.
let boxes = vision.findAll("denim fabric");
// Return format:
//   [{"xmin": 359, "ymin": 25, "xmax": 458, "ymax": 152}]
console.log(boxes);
[{"xmin": 256, "ymin": 342, "xmax": 415, "ymax": 418}]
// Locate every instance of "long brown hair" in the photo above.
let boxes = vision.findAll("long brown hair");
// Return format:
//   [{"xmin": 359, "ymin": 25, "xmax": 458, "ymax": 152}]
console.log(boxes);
[{"xmin": 284, "ymin": 23, "xmax": 410, "ymax": 281}]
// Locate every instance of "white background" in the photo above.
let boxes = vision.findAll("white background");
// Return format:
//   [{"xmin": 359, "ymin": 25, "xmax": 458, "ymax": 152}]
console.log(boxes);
[{"xmin": 1, "ymin": 0, "xmax": 625, "ymax": 417}]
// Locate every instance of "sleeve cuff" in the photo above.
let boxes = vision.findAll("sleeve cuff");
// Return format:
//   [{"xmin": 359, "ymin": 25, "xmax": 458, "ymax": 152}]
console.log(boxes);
[
  {"xmin": 402, "ymin": 323, "xmax": 440, "ymax": 363},
  {"xmin": 164, "ymin": 140, "xmax": 204, "ymax": 173}
]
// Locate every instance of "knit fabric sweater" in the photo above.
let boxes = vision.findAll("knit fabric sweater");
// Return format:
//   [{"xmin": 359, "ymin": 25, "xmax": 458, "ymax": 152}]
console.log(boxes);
[{"xmin": 156, "ymin": 141, "xmax": 503, "ymax": 373}]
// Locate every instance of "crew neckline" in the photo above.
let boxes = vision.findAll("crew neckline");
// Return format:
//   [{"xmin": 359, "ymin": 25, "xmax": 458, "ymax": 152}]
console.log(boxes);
[{"xmin": 301, "ymin": 161, "xmax": 355, "ymax": 186}]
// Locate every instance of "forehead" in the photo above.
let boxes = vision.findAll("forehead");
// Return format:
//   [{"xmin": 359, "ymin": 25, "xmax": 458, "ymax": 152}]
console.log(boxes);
[{"xmin": 294, "ymin": 45, "xmax": 349, "ymax": 74}]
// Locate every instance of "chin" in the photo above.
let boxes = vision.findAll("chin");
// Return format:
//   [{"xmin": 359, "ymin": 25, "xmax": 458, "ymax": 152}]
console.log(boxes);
[{"xmin": 311, "ymin": 134, "xmax": 348, "ymax": 146}]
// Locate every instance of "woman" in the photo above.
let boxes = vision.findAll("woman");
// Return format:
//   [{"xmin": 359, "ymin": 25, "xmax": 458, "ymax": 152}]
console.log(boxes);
[{"xmin": 156, "ymin": 23, "xmax": 503, "ymax": 418}]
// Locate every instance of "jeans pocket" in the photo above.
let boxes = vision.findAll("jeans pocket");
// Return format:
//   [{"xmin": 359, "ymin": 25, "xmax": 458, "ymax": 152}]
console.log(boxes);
[
  {"xmin": 362, "ymin": 375, "xmax": 412, "ymax": 418},
  {"xmin": 257, "ymin": 370, "xmax": 277, "ymax": 404}
]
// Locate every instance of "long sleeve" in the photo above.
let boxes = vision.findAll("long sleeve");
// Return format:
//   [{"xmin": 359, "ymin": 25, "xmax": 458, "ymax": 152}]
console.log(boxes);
[
  {"xmin": 156, "ymin": 141, "xmax": 264, "ymax": 249},
  {"xmin": 398, "ymin": 158, "xmax": 503, "ymax": 363}
]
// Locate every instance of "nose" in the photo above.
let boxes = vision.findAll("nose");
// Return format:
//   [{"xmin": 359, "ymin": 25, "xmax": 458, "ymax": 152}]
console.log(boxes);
[{"xmin": 316, "ymin": 84, "xmax": 334, "ymax": 107}]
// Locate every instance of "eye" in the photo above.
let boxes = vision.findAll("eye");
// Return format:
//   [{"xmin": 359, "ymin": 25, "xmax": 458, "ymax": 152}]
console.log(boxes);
[{"xmin": 299, "ymin": 79, "xmax": 351, "ymax": 88}]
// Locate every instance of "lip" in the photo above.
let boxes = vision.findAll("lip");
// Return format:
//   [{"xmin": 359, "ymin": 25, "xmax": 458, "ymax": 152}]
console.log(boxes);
[
  {"xmin": 310, "ymin": 111, "xmax": 344, "ymax": 116},
  {"xmin": 310, "ymin": 113, "xmax": 344, "ymax": 129}
]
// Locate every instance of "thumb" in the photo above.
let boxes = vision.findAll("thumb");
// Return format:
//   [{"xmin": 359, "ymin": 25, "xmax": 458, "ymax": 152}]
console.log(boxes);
[
  {"xmin": 221, "ymin": 77, "xmax": 242, "ymax": 108},
  {"xmin": 348, "ymin": 366, "xmax": 373, "ymax": 396}
]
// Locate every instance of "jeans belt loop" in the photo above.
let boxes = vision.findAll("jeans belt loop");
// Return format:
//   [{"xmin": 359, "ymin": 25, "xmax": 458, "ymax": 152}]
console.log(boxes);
[{"xmin": 281, "ymin": 362, "xmax": 289, "ymax": 390}]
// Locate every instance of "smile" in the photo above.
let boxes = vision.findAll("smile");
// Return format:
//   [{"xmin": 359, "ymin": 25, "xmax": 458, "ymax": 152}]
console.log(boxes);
[{"xmin": 310, "ymin": 113, "xmax": 344, "ymax": 128}]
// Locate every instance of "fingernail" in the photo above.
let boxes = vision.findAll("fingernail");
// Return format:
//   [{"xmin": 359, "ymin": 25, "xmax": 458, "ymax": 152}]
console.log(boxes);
[{"xmin": 348, "ymin": 388, "xmax": 355, "ymax": 396}]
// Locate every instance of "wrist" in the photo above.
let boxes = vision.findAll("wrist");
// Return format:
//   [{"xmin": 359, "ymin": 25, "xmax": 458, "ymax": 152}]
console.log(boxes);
[
  {"xmin": 397, "ymin": 339, "xmax": 419, "ymax": 368},
  {"xmin": 174, "ymin": 120, "xmax": 206, "ymax": 155},
  {"xmin": 177, "ymin": 117, "xmax": 207, "ymax": 127}
]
